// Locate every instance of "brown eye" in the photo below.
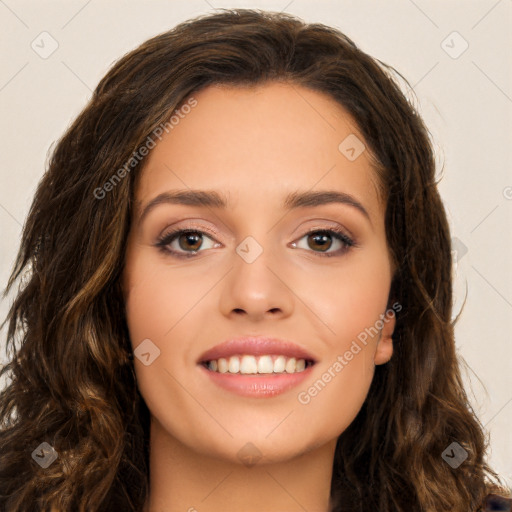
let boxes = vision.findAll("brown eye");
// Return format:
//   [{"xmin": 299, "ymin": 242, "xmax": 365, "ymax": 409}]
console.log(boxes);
[
  {"xmin": 291, "ymin": 228, "xmax": 354, "ymax": 257},
  {"xmin": 307, "ymin": 232, "xmax": 334, "ymax": 252},
  {"xmin": 177, "ymin": 231, "xmax": 203, "ymax": 251},
  {"xmin": 156, "ymin": 229, "xmax": 219, "ymax": 257}
]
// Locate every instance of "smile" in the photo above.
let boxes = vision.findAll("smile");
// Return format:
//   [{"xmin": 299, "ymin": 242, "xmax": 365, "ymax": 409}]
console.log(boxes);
[
  {"xmin": 197, "ymin": 336, "xmax": 318, "ymax": 397},
  {"xmin": 203, "ymin": 354, "xmax": 315, "ymax": 374}
]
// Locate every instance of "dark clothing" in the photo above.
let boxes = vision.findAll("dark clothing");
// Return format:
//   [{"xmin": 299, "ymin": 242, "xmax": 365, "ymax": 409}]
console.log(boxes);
[{"xmin": 485, "ymin": 493, "xmax": 512, "ymax": 511}]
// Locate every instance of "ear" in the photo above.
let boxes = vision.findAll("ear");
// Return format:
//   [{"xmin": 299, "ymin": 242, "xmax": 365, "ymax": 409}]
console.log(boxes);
[{"xmin": 374, "ymin": 310, "xmax": 395, "ymax": 365}]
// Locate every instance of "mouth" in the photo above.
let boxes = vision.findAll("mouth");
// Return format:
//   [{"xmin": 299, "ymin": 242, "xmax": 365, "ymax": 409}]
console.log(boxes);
[
  {"xmin": 197, "ymin": 336, "xmax": 318, "ymax": 397},
  {"xmin": 200, "ymin": 354, "xmax": 316, "ymax": 374}
]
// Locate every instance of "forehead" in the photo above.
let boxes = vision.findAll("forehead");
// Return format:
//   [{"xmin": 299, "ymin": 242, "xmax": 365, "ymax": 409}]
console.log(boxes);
[{"xmin": 135, "ymin": 82, "xmax": 383, "ymax": 217}]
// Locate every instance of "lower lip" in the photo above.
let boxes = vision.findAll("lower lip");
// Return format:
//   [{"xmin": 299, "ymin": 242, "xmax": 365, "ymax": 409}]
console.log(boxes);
[{"xmin": 198, "ymin": 364, "xmax": 315, "ymax": 398}]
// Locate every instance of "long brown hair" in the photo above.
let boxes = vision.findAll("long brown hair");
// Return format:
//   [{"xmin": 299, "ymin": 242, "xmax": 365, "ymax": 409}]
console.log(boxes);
[{"xmin": 0, "ymin": 8, "xmax": 508, "ymax": 511}]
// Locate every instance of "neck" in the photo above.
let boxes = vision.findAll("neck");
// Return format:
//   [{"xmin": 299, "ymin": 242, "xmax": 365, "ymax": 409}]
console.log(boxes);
[{"xmin": 144, "ymin": 417, "xmax": 337, "ymax": 512}]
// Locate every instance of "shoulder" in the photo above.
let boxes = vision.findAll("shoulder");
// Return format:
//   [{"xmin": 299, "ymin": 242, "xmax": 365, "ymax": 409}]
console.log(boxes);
[{"xmin": 484, "ymin": 493, "xmax": 512, "ymax": 511}]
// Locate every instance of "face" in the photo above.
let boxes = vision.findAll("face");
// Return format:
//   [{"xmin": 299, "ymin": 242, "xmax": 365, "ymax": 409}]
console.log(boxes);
[{"xmin": 122, "ymin": 82, "xmax": 395, "ymax": 464}]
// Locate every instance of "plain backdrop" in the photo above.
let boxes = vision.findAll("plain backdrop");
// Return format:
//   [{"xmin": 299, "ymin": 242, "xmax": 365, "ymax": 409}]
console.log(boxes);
[{"xmin": 1, "ymin": 0, "xmax": 511, "ymax": 489}]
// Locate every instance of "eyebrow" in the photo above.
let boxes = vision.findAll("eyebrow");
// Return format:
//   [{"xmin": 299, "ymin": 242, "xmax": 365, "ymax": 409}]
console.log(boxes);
[{"xmin": 136, "ymin": 189, "xmax": 371, "ymax": 226}]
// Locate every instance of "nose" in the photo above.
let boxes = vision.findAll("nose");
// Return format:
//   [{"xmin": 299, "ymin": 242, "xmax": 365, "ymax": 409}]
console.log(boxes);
[{"xmin": 218, "ymin": 243, "xmax": 295, "ymax": 322}]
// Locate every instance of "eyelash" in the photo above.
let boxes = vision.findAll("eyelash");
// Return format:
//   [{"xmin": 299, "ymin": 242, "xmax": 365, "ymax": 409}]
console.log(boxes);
[{"xmin": 155, "ymin": 226, "xmax": 356, "ymax": 259}]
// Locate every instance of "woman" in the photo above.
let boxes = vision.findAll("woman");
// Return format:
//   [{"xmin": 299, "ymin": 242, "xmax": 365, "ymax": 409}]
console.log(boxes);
[{"xmin": 0, "ymin": 8, "xmax": 510, "ymax": 512}]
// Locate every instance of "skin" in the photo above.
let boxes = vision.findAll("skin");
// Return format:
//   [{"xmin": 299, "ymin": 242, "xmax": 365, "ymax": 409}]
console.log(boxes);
[{"xmin": 122, "ymin": 82, "xmax": 395, "ymax": 512}]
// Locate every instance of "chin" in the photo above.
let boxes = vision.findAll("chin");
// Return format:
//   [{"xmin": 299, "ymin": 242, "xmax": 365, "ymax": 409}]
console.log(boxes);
[{"xmin": 193, "ymin": 428, "xmax": 329, "ymax": 467}]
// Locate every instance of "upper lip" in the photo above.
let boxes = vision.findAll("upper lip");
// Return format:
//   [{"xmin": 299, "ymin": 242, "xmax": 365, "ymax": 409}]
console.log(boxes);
[{"xmin": 197, "ymin": 336, "xmax": 318, "ymax": 364}]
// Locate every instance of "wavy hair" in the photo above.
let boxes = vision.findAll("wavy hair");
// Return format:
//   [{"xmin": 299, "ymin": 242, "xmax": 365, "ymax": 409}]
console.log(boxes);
[{"xmin": 0, "ymin": 8, "xmax": 508, "ymax": 511}]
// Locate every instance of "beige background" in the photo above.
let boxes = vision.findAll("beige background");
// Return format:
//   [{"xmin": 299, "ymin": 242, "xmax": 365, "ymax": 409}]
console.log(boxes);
[{"xmin": 1, "ymin": 0, "xmax": 511, "ymax": 488}]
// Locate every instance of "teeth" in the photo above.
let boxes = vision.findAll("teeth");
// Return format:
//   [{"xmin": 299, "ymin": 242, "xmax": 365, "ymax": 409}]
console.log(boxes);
[
  {"xmin": 205, "ymin": 355, "xmax": 310, "ymax": 374},
  {"xmin": 228, "ymin": 356, "xmax": 240, "ymax": 373},
  {"xmin": 217, "ymin": 358, "xmax": 228, "ymax": 373},
  {"xmin": 285, "ymin": 357, "xmax": 296, "ymax": 373},
  {"xmin": 273, "ymin": 355, "xmax": 286, "ymax": 373},
  {"xmin": 257, "ymin": 355, "xmax": 274, "ymax": 374},
  {"xmin": 295, "ymin": 358, "xmax": 306, "ymax": 372},
  {"xmin": 240, "ymin": 355, "xmax": 258, "ymax": 374}
]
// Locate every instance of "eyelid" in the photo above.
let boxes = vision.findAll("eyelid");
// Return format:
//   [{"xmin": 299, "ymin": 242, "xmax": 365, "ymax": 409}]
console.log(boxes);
[
  {"xmin": 156, "ymin": 222, "xmax": 353, "ymax": 245},
  {"xmin": 297, "ymin": 221, "xmax": 356, "ymax": 242},
  {"xmin": 155, "ymin": 223, "xmax": 357, "ymax": 259},
  {"xmin": 158, "ymin": 222, "xmax": 223, "ymax": 241},
  {"xmin": 162, "ymin": 218, "xmax": 354, "ymax": 238}
]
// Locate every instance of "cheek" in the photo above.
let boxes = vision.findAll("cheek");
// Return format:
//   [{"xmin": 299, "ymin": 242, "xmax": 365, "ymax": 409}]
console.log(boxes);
[
  {"xmin": 307, "ymin": 250, "xmax": 392, "ymax": 349},
  {"xmin": 123, "ymin": 250, "xmax": 213, "ymax": 348},
  {"xmin": 298, "ymin": 251, "xmax": 391, "ymax": 407},
  {"xmin": 294, "ymin": 350, "xmax": 373, "ymax": 449}
]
